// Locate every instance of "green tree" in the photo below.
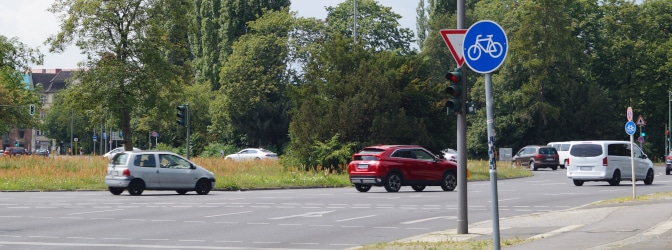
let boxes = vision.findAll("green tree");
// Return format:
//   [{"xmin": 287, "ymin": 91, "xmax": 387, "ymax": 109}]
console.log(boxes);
[
  {"xmin": 416, "ymin": 0, "xmax": 429, "ymax": 50},
  {"xmin": 210, "ymin": 9, "xmax": 292, "ymax": 149},
  {"xmin": 0, "ymin": 36, "xmax": 43, "ymax": 135},
  {"xmin": 190, "ymin": 0, "xmax": 290, "ymax": 90},
  {"xmin": 47, "ymin": 0, "xmax": 182, "ymax": 151},
  {"xmin": 325, "ymin": 0, "xmax": 415, "ymax": 54}
]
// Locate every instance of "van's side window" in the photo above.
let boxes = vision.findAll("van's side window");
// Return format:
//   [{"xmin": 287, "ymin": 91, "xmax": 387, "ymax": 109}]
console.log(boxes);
[{"xmin": 608, "ymin": 144, "xmax": 629, "ymax": 157}]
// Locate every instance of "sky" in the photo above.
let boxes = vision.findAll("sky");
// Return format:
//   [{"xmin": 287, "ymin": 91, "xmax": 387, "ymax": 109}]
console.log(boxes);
[{"xmin": 0, "ymin": 0, "xmax": 422, "ymax": 70}]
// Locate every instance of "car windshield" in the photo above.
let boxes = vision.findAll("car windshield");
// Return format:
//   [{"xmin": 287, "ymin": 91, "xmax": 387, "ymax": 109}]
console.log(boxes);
[{"xmin": 570, "ymin": 144, "xmax": 602, "ymax": 157}]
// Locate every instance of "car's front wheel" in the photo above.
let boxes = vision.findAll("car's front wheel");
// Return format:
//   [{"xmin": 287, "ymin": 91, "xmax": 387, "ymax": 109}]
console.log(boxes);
[
  {"xmin": 411, "ymin": 185, "xmax": 426, "ymax": 192},
  {"xmin": 176, "ymin": 190, "xmax": 188, "ymax": 195},
  {"xmin": 384, "ymin": 173, "xmax": 402, "ymax": 192},
  {"xmin": 108, "ymin": 187, "xmax": 124, "ymax": 195},
  {"xmin": 354, "ymin": 184, "xmax": 372, "ymax": 192},
  {"xmin": 195, "ymin": 179, "xmax": 212, "ymax": 195},
  {"xmin": 441, "ymin": 172, "xmax": 457, "ymax": 191}
]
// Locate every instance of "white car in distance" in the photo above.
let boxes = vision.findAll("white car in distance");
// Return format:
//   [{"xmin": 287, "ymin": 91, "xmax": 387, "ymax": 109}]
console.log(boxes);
[
  {"xmin": 103, "ymin": 147, "xmax": 141, "ymax": 160},
  {"xmin": 225, "ymin": 148, "xmax": 278, "ymax": 161}
]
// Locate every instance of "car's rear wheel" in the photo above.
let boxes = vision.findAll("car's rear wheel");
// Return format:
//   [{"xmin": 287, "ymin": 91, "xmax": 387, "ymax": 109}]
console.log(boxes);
[
  {"xmin": 530, "ymin": 161, "xmax": 538, "ymax": 171},
  {"xmin": 551, "ymin": 166, "xmax": 558, "ymax": 170},
  {"xmin": 411, "ymin": 185, "xmax": 426, "ymax": 192},
  {"xmin": 608, "ymin": 170, "xmax": 621, "ymax": 186},
  {"xmin": 127, "ymin": 179, "xmax": 145, "ymax": 196},
  {"xmin": 195, "ymin": 179, "xmax": 212, "ymax": 195},
  {"xmin": 384, "ymin": 173, "xmax": 402, "ymax": 192},
  {"xmin": 354, "ymin": 184, "xmax": 372, "ymax": 192},
  {"xmin": 441, "ymin": 172, "xmax": 457, "ymax": 191},
  {"xmin": 108, "ymin": 187, "xmax": 124, "ymax": 195},
  {"xmin": 644, "ymin": 169, "xmax": 654, "ymax": 185},
  {"xmin": 667, "ymin": 168, "xmax": 671, "ymax": 175},
  {"xmin": 176, "ymin": 190, "xmax": 188, "ymax": 195},
  {"xmin": 573, "ymin": 179, "xmax": 584, "ymax": 186}
]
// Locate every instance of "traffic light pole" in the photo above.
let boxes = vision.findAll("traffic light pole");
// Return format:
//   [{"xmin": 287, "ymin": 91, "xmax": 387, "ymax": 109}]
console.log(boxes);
[
  {"xmin": 456, "ymin": 0, "xmax": 468, "ymax": 235},
  {"xmin": 186, "ymin": 103, "xmax": 191, "ymax": 159}
]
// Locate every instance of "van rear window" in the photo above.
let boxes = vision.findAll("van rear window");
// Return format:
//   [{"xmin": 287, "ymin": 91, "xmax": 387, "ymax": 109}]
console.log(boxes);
[
  {"xmin": 570, "ymin": 144, "xmax": 602, "ymax": 157},
  {"xmin": 539, "ymin": 148, "xmax": 557, "ymax": 154}
]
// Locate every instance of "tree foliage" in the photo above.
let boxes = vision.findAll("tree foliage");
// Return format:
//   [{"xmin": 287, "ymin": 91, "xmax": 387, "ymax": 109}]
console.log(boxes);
[
  {"xmin": 0, "ymin": 36, "xmax": 43, "ymax": 135},
  {"xmin": 47, "ymin": 0, "xmax": 183, "ymax": 151}
]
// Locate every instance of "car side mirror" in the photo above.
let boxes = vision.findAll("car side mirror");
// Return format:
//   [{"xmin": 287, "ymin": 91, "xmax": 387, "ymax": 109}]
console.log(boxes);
[{"xmin": 190, "ymin": 164, "xmax": 196, "ymax": 169}]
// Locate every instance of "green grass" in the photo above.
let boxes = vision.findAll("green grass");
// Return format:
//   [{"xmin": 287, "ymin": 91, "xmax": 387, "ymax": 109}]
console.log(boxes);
[
  {"xmin": 357, "ymin": 237, "xmax": 530, "ymax": 250},
  {"xmin": 0, "ymin": 156, "xmax": 531, "ymax": 191},
  {"xmin": 590, "ymin": 191, "xmax": 672, "ymax": 205}
]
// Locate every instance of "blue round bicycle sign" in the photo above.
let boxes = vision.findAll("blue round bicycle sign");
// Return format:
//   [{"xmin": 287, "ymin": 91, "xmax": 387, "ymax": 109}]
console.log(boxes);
[
  {"xmin": 463, "ymin": 20, "xmax": 508, "ymax": 74},
  {"xmin": 625, "ymin": 121, "xmax": 636, "ymax": 135}
]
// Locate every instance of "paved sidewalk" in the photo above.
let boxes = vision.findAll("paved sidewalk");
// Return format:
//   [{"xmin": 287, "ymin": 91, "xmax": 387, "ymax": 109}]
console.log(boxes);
[{"xmin": 396, "ymin": 199, "xmax": 672, "ymax": 249}]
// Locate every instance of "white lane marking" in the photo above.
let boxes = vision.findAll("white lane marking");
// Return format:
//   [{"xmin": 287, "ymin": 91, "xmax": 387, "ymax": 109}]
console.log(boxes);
[
  {"xmin": 494, "ymin": 198, "xmax": 520, "ymax": 202},
  {"xmin": 643, "ymin": 220, "xmax": 672, "ymax": 236},
  {"xmin": 336, "ymin": 215, "xmax": 376, "ymax": 222},
  {"xmin": 269, "ymin": 210, "xmax": 334, "ymax": 220},
  {"xmin": 66, "ymin": 209, "xmax": 124, "ymax": 216},
  {"xmin": 528, "ymin": 224, "xmax": 584, "ymax": 240},
  {"xmin": 401, "ymin": 216, "xmax": 456, "ymax": 224},
  {"xmin": 205, "ymin": 211, "xmax": 254, "ymax": 218}
]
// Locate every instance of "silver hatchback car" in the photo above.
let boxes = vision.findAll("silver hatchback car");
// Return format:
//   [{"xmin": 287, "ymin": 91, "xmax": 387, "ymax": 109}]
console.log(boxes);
[{"xmin": 105, "ymin": 151, "xmax": 216, "ymax": 195}]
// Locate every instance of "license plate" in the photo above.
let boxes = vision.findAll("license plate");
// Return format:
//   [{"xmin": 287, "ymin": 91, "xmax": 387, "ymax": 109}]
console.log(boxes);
[
  {"xmin": 580, "ymin": 166, "xmax": 591, "ymax": 171},
  {"xmin": 111, "ymin": 171, "xmax": 118, "ymax": 176},
  {"xmin": 546, "ymin": 158, "xmax": 555, "ymax": 161},
  {"xmin": 357, "ymin": 164, "xmax": 368, "ymax": 169}
]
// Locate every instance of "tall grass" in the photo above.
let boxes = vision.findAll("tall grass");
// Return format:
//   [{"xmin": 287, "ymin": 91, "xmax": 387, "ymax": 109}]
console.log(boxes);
[{"xmin": 0, "ymin": 156, "xmax": 531, "ymax": 191}]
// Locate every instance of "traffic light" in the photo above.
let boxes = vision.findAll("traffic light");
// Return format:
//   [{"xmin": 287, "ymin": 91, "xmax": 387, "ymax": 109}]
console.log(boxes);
[
  {"xmin": 446, "ymin": 67, "xmax": 463, "ymax": 113},
  {"xmin": 640, "ymin": 127, "xmax": 646, "ymax": 137},
  {"xmin": 29, "ymin": 104, "xmax": 35, "ymax": 116},
  {"xmin": 177, "ymin": 104, "xmax": 187, "ymax": 126}
]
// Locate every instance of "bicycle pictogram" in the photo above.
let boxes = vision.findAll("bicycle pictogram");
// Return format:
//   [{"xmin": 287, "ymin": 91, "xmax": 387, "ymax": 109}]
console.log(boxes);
[{"xmin": 467, "ymin": 34, "xmax": 503, "ymax": 61}]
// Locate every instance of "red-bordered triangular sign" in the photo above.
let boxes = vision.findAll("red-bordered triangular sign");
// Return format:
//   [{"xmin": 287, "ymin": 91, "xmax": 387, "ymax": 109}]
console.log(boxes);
[
  {"xmin": 636, "ymin": 115, "xmax": 646, "ymax": 126},
  {"xmin": 440, "ymin": 29, "xmax": 467, "ymax": 67}
]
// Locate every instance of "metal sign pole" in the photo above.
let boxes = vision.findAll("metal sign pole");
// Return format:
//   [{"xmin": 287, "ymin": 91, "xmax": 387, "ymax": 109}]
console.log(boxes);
[{"xmin": 485, "ymin": 73, "xmax": 500, "ymax": 249}]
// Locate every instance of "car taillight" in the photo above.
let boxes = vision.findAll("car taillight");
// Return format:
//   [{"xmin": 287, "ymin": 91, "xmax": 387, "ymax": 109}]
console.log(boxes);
[
  {"xmin": 122, "ymin": 169, "xmax": 131, "ymax": 176},
  {"xmin": 566, "ymin": 158, "xmax": 570, "ymax": 166},
  {"xmin": 602, "ymin": 157, "xmax": 608, "ymax": 166},
  {"xmin": 667, "ymin": 156, "xmax": 672, "ymax": 161},
  {"xmin": 534, "ymin": 154, "xmax": 543, "ymax": 159}
]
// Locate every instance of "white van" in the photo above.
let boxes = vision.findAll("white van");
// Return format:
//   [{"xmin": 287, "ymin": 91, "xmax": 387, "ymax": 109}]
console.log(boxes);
[
  {"xmin": 547, "ymin": 141, "xmax": 574, "ymax": 168},
  {"xmin": 566, "ymin": 141, "xmax": 654, "ymax": 186}
]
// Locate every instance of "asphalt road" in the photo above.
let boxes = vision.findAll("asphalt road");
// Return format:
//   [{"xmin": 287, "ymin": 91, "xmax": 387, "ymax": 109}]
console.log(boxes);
[{"xmin": 0, "ymin": 165, "xmax": 669, "ymax": 249}]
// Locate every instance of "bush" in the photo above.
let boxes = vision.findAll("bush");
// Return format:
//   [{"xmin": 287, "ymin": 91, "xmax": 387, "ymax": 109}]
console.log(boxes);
[{"xmin": 200, "ymin": 143, "xmax": 239, "ymax": 158}]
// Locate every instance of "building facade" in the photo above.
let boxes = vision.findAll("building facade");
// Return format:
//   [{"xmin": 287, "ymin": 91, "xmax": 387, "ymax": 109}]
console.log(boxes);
[{"xmin": 2, "ymin": 69, "xmax": 73, "ymax": 152}]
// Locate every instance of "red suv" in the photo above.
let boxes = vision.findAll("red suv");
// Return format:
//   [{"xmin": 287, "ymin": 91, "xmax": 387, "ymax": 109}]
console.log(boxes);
[{"xmin": 348, "ymin": 145, "xmax": 458, "ymax": 192}]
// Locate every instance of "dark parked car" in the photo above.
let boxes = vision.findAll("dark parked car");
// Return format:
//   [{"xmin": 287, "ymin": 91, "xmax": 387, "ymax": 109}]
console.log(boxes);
[
  {"xmin": 36, "ymin": 149, "xmax": 49, "ymax": 157},
  {"xmin": 347, "ymin": 145, "xmax": 459, "ymax": 193},
  {"xmin": 512, "ymin": 145, "xmax": 560, "ymax": 170},
  {"xmin": 666, "ymin": 151, "xmax": 672, "ymax": 175},
  {"xmin": 3, "ymin": 147, "xmax": 28, "ymax": 156}
]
